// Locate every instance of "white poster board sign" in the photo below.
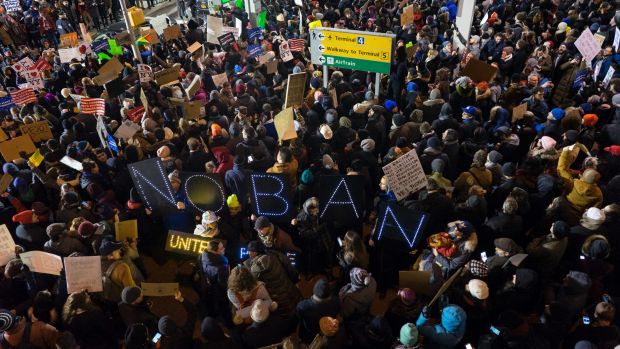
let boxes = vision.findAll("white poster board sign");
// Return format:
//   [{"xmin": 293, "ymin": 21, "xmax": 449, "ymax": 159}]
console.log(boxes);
[
  {"xmin": 64, "ymin": 256, "xmax": 103, "ymax": 293},
  {"xmin": 137, "ymin": 64, "xmax": 154, "ymax": 83},
  {"xmin": 574, "ymin": 28, "xmax": 602, "ymax": 63},
  {"xmin": 114, "ymin": 120, "xmax": 141, "ymax": 140},
  {"xmin": 603, "ymin": 67, "xmax": 615, "ymax": 87},
  {"xmin": 59, "ymin": 48, "xmax": 81, "ymax": 63},
  {"xmin": 382, "ymin": 149, "xmax": 428, "ymax": 201},
  {"xmin": 0, "ymin": 225, "xmax": 16, "ymax": 267},
  {"xmin": 19, "ymin": 251, "xmax": 63, "ymax": 275}
]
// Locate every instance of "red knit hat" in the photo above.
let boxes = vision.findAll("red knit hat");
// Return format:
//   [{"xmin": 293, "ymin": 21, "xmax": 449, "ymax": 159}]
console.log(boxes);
[{"xmin": 582, "ymin": 114, "xmax": 599, "ymax": 127}]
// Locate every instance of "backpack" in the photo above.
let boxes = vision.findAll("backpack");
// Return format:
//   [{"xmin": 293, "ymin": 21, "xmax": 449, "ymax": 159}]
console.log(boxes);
[
  {"xmin": 0, "ymin": 322, "xmax": 38, "ymax": 349},
  {"xmin": 102, "ymin": 260, "xmax": 124, "ymax": 302}
]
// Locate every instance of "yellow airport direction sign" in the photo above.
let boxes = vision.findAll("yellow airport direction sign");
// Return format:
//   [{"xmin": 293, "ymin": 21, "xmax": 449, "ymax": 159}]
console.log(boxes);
[{"xmin": 310, "ymin": 27, "xmax": 394, "ymax": 74}]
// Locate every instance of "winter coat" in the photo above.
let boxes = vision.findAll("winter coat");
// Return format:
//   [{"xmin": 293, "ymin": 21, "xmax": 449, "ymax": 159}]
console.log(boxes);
[
  {"xmin": 525, "ymin": 236, "xmax": 568, "ymax": 275},
  {"xmin": 454, "ymin": 166, "xmax": 493, "ymax": 201},
  {"xmin": 388, "ymin": 122, "xmax": 422, "ymax": 146},
  {"xmin": 552, "ymin": 60, "xmax": 585, "ymax": 108},
  {"xmin": 43, "ymin": 236, "xmax": 88, "ymax": 257},
  {"xmin": 296, "ymin": 296, "xmax": 340, "ymax": 344},
  {"xmin": 338, "ymin": 276, "xmax": 377, "ymax": 320},
  {"xmin": 557, "ymin": 148, "xmax": 603, "ymax": 214},
  {"xmin": 118, "ymin": 301, "xmax": 159, "ymax": 335},
  {"xmin": 433, "ymin": 233, "xmax": 478, "ymax": 275},
  {"xmin": 267, "ymin": 162, "xmax": 298, "ymax": 189},
  {"xmin": 416, "ymin": 305, "xmax": 467, "ymax": 349},
  {"xmin": 240, "ymin": 313, "xmax": 291, "ymax": 348},
  {"xmin": 249, "ymin": 254, "xmax": 301, "ymax": 318},
  {"xmin": 201, "ymin": 251, "xmax": 229, "ymax": 295}
]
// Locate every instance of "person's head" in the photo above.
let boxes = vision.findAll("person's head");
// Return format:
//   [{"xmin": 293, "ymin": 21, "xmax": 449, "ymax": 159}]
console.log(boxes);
[
  {"xmin": 343, "ymin": 230, "xmax": 364, "ymax": 253},
  {"xmin": 121, "ymin": 286, "xmax": 143, "ymax": 305},
  {"xmin": 277, "ymin": 147, "xmax": 292, "ymax": 164},
  {"xmin": 242, "ymin": 126, "xmax": 255, "ymax": 141},
  {"xmin": 558, "ymin": 43, "xmax": 567, "ymax": 54},
  {"xmin": 62, "ymin": 290, "xmax": 92, "ymax": 323},
  {"xmin": 494, "ymin": 238, "xmax": 518, "ymax": 257},
  {"xmin": 399, "ymin": 323, "xmax": 419, "ymax": 347},
  {"xmin": 99, "ymin": 240, "xmax": 123, "ymax": 260},
  {"xmin": 227, "ymin": 194, "xmax": 241, "ymax": 216},
  {"xmin": 31, "ymin": 290, "xmax": 56, "ymax": 324},
  {"xmin": 254, "ymin": 216, "xmax": 272, "ymax": 238},
  {"xmin": 502, "ymin": 197, "xmax": 519, "ymax": 215},
  {"xmin": 303, "ymin": 197, "xmax": 319, "ymax": 217},
  {"xmin": 594, "ymin": 302, "xmax": 615, "ymax": 324},
  {"xmin": 495, "ymin": 33, "xmax": 503, "ymax": 43},
  {"xmin": 81, "ymin": 159, "xmax": 99, "ymax": 174},
  {"xmin": 532, "ymin": 86, "xmax": 545, "ymax": 101},
  {"xmin": 549, "ymin": 220, "xmax": 570, "ymax": 239},
  {"xmin": 206, "ymin": 240, "xmax": 225, "ymax": 255},
  {"xmin": 227, "ymin": 266, "xmax": 257, "ymax": 292},
  {"xmin": 168, "ymin": 170, "xmax": 181, "ymax": 191},
  {"xmin": 379, "ymin": 176, "xmax": 389, "ymax": 191},
  {"xmin": 603, "ymin": 46, "xmax": 614, "ymax": 57}
]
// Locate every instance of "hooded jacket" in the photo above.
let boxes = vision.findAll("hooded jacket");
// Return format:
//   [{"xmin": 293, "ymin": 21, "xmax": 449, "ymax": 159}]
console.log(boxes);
[
  {"xmin": 416, "ymin": 305, "xmax": 467, "ymax": 349},
  {"xmin": 338, "ymin": 276, "xmax": 377, "ymax": 320},
  {"xmin": 249, "ymin": 254, "xmax": 301, "ymax": 318}
]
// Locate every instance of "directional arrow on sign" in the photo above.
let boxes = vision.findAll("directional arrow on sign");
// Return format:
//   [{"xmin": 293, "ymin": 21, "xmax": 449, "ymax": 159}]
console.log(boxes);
[
  {"xmin": 318, "ymin": 45, "xmax": 325, "ymax": 52},
  {"xmin": 318, "ymin": 56, "xmax": 325, "ymax": 63},
  {"xmin": 318, "ymin": 33, "xmax": 325, "ymax": 40}
]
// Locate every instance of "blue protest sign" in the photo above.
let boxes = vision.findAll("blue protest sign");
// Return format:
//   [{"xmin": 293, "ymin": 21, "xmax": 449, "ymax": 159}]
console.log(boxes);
[
  {"xmin": 0, "ymin": 95, "xmax": 16, "ymax": 111},
  {"xmin": 248, "ymin": 27, "xmax": 262, "ymax": 42},
  {"xmin": 107, "ymin": 134, "xmax": 118, "ymax": 153},
  {"xmin": 248, "ymin": 44, "xmax": 262, "ymax": 58}
]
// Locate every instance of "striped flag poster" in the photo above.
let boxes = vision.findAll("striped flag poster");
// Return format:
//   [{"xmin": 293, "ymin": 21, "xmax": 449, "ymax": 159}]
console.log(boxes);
[
  {"xmin": 10, "ymin": 88, "xmax": 37, "ymax": 106},
  {"xmin": 288, "ymin": 39, "xmax": 305, "ymax": 52},
  {"xmin": 80, "ymin": 98, "xmax": 106, "ymax": 115}
]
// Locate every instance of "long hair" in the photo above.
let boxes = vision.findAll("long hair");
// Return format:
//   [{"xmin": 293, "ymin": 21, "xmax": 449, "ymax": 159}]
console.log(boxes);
[
  {"xmin": 227, "ymin": 266, "xmax": 257, "ymax": 293},
  {"xmin": 62, "ymin": 290, "xmax": 98, "ymax": 323}
]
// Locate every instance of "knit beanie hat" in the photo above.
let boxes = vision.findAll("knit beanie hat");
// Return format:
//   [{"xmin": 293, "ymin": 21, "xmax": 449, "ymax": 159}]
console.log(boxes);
[
  {"xmin": 250, "ymin": 299, "xmax": 270, "ymax": 323},
  {"xmin": 300, "ymin": 169, "xmax": 314, "ymax": 184},
  {"xmin": 539, "ymin": 136, "xmax": 557, "ymax": 150},
  {"xmin": 121, "ymin": 286, "xmax": 141, "ymax": 304},
  {"xmin": 582, "ymin": 114, "xmax": 598, "ymax": 127},
  {"xmin": 46, "ymin": 223, "xmax": 66, "ymax": 239},
  {"xmin": 432, "ymin": 158, "xmax": 445, "ymax": 173},
  {"xmin": 581, "ymin": 168, "xmax": 599, "ymax": 184},
  {"xmin": 350, "ymin": 268, "xmax": 371, "ymax": 287},
  {"xmin": 398, "ymin": 288, "xmax": 416, "ymax": 305},
  {"xmin": 361, "ymin": 138, "xmax": 375, "ymax": 151},
  {"xmin": 227, "ymin": 194, "xmax": 240, "ymax": 208},
  {"xmin": 313, "ymin": 278, "xmax": 331, "ymax": 299},
  {"xmin": 158, "ymin": 316, "xmax": 178, "ymax": 336},
  {"xmin": 466, "ymin": 279, "xmax": 489, "ymax": 300},
  {"xmin": 339, "ymin": 117, "xmax": 352, "ymax": 128},
  {"xmin": 548, "ymin": 107, "xmax": 565, "ymax": 120},
  {"xmin": 319, "ymin": 317, "xmax": 339, "ymax": 336},
  {"xmin": 77, "ymin": 221, "xmax": 97, "ymax": 238},
  {"xmin": 319, "ymin": 124, "xmax": 333, "ymax": 139},
  {"xmin": 399, "ymin": 323, "xmax": 419, "ymax": 346}
]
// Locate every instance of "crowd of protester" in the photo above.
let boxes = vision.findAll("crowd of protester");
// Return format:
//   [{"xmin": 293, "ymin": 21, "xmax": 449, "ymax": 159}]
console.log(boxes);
[{"xmin": 0, "ymin": 0, "xmax": 620, "ymax": 347}]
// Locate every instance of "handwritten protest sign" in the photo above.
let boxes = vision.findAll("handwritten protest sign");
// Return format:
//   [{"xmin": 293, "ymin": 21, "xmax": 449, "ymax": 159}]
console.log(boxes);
[
  {"xmin": 284, "ymin": 73, "xmax": 306, "ymax": 108},
  {"xmin": 0, "ymin": 173, "xmax": 12, "ymax": 193},
  {"xmin": 19, "ymin": 251, "xmax": 63, "ymax": 275},
  {"xmin": 154, "ymin": 66, "xmax": 180, "ymax": 86},
  {"xmin": 150, "ymin": 15, "xmax": 169, "ymax": 35},
  {"xmin": 58, "ymin": 48, "xmax": 81, "ymax": 63},
  {"xmin": 460, "ymin": 58, "xmax": 497, "ymax": 82},
  {"xmin": 401, "ymin": 5, "xmax": 414, "ymax": 26},
  {"xmin": 0, "ymin": 225, "xmax": 16, "ymax": 266},
  {"xmin": 64, "ymin": 256, "xmax": 103, "ymax": 293},
  {"xmin": 575, "ymin": 28, "xmax": 601, "ymax": 63},
  {"xmin": 211, "ymin": 73, "xmax": 228, "ymax": 88},
  {"xmin": 12, "ymin": 57, "xmax": 35, "ymax": 77},
  {"xmin": 206, "ymin": 16, "xmax": 224, "ymax": 44},
  {"xmin": 0, "ymin": 135, "xmax": 36, "ymax": 161},
  {"xmin": 382, "ymin": 149, "xmax": 428, "ymax": 200},
  {"xmin": 183, "ymin": 102, "xmax": 202, "ymax": 120},
  {"xmin": 115, "ymin": 219, "xmax": 138, "ymax": 241},
  {"xmin": 141, "ymin": 282, "xmax": 179, "ymax": 297},
  {"xmin": 29, "ymin": 149, "xmax": 44, "ymax": 167},
  {"xmin": 185, "ymin": 75, "xmax": 201, "ymax": 98},
  {"xmin": 163, "ymin": 25, "xmax": 181, "ymax": 41},
  {"xmin": 60, "ymin": 32, "xmax": 79, "ymax": 48},
  {"xmin": 60, "ymin": 156, "xmax": 84, "ymax": 171},
  {"xmin": 512, "ymin": 103, "xmax": 528, "ymax": 123},
  {"xmin": 20, "ymin": 121, "xmax": 53, "ymax": 142},
  {"xmin": 137, "ymin": 64, "xmax": 154, "ymax": 83},
  {"xmin": 93, "ymin": 57, "xmax": 124, "ymax": 85},
  {"xmin": 274, "ymin": 108, "xmax": 297, "ymax": 140},
  {"xmin": 114, "ymin": 120, "xmax": 141, "ymax": 140}
]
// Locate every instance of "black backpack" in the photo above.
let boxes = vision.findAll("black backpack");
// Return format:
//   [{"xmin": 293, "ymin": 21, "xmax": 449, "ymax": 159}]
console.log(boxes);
[{"xmin": 0, "ymin": 322, "xmax": 38, "ymax": 349}]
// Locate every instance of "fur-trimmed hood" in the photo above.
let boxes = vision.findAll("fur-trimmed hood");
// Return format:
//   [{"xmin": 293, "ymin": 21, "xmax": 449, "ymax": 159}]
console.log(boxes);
[{"xmin": 462, "ymin": 232, "xmax": 478, "ymax": 253}]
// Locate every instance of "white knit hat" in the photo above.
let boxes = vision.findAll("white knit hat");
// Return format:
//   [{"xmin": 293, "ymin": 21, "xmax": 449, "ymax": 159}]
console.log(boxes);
[
  {"xmin": 250, "ymin": 299, "xmax": 270, "ymax": 323},
  {"xmin": 466, "ymin": 279, "xmax": 489, "ymax": 300}
]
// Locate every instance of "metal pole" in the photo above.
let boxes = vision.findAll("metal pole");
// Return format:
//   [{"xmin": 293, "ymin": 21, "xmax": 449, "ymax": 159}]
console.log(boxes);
[
  {"xmin": 118, "ymin": 0, "xmax": 143, "ymax": 63},
  {"xmin": 374, "ymin": 73, "xmax": 380, "ymax": 98},
  {"xmin": 323, "ymin": 64, "xmax": 328, "ymax": 89}
]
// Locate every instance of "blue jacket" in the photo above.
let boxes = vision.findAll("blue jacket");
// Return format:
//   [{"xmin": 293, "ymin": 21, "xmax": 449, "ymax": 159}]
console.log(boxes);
[{"xmin": 416, "ymin": 305, "xmax": 467, "ymax": 349}]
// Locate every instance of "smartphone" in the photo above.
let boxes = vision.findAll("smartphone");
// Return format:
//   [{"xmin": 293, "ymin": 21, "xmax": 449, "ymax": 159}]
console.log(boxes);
[
  {"xmin": 151, "ymin": 333, "xmax": 162, "ymax": 343},
  {"xmin": 490, "ymin": 326, "xmax": 501, "ymax": 336},
  {"xmin": 337, "ymin": 237, "xmax": 343, "ymax": 247},
  {"xmin": 580, "ymin": 255, "xmax": 585, "ymax": 260},
  {"xmin": 583, "ymin": 315, "xmax": 590, "ymax": 325},
  {"xmin": 465, "ymin": 344, "xmax": 474, "ymax": 349},
  {"xmin": 481, "ymin": 252, "xmax": 487, "ymax": 262}
]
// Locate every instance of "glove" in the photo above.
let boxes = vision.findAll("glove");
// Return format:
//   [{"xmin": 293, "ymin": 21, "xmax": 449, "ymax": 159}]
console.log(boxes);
[{"xmin": 422, "ymin": 305, "xmax": 431, "ymax": 319}]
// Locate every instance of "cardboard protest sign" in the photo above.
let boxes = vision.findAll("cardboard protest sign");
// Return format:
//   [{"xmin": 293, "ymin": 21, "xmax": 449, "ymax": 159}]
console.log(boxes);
[
  {"xmin": 114, "ymin": 31, "xmax": 132, "ymax": 46},
  {"xmin": 274, "ymin": 108, "xmax": 297, "ymax": 141},
  {"xmin": 284, "ymin": 72, "xmax": 306, "ymax": 108},
  {"xmin": 0, "ymin": 135, "xmax": 36, "ymax": 161},
  {"xmin": 114, "ymin": 120, "xmax": 141, "ymax": 140},
  {"xmin": 128, "ymin": 158, "xmax": 178, "ymax": 213},
  {"xmin": 79, "ymin": 23, "xmax": 93, "ymax": 44},
  {"xmin": 58, "ymin": 48, "xmax": 81, "ymax": 63},
  {"xmin": 19, "ymin": 251, "xmax": 63, "ymax": 275},
  {"xmin": 206, "ymin": 16, "xmax": 224, "ymax": 44},
  {"xmin": 104, "ymin": 77, "xmax": 125, "ymax": 98},
  {"xmin": 211, "ymin": 73, "xmax": 228, "ymax": 88},
  {"xmin": 163, "ymin": 25, "xmax": 181, "ymax": 41},
  {"xmin": 382, "ymin": 149, "xmax": 427, "ymax": 200},
  {"xmin": 429, "ymin": 267, "xmax": 463, "ymax": 307},
  {"xmin": 60, "ymin": 32, "xmax": 79, "ymax": 47},
  {"xmin": 64, "ymin": 256, "xmax": 103, "ymax": 293},
  {"xmin": 183, "ymin": 101, "xmax": 202, "ymax": 120},
  {"xmin": 150, "ymin": 15, "xmax": 169, "ymax": 35},
  {"xmin": 187, "ymin": 42, "xmax": 202, "ymax": 53},
  {"xmin": 0, "ymin": 225, "xmax": 16, "ymax": 266},
  {"xmin": 19, "ymin": 121, "xmax": 53, "ymax": 142},
  {"xmin": 28, "ymin": 149, "xmax": 44, "ymax": 167},
  {"xmin": 218, "ymin": 32, "xmax": 236, "ymax": 50},
  {"xmin": 165, "ymin": 230, "xmax": 212, "ymax": 256},
  {"xmin": 180, "ymin": 172, "xmax": 226, "ymax": 214},
  {"xmin": 512, "ymin": 103, "xmax": 528, "ymax": 123},
  {"xmin": 258, "ymin": 52, "xmax": 274, "ymax": 66},
  {"xmin": 318, "ymin": 175, "xmax": 364, "ymax": 225},
  {"xmin": 93, "ymin": 57, "xmax": 124, "ymax": 86},
  {"xmin": 137, "ymin": 64, "xmax": 154, "ymax": 83},
  {"xmin": 60, "ymin": 156, "xmax": 83, "ymax": 171},
  {"xmin": 154, "ymin": 66, "xmax": 180, "ymax": 86},
  {"xmin": 399, "ymin": 271, "xmax": 431, "ymax": 296},
  {"xmin": 185, "ymin": 75, "xmax": 201, "ymax": 98},
  {"xmin": 248, "ymin": 172, "xmax": 294, "ymax": 222},
  {"xmin": 460, "ymin": 58, "xmax": 497, "ymax": 82},
  {"xmin": 375, "ymin": 202, "xmax": 428, "ymax": 248},
  {"xmin": 140, "ymin": 28, "xmax": 160, "ymax": 45},
  {"xmin": 266, "ymin": 60, "xmax": 278, "ymax": 74},
  {"xmin": 401, "ymin": 5, "xmax": 414, "ymax": 26},
  {"xmin": 115, "ymin": 219, "xmax": 138, "ymax": 241},
  {"xmin": 575, "ymin": 28, "xmax": 601, "ymax": 63},
  {"xmin": 0, "ymin": 173, "xmax": 12, "ymax": 193},
  {"xmin": 141, "ymin": 282, "xmax": 179, "ymax": 296}
]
